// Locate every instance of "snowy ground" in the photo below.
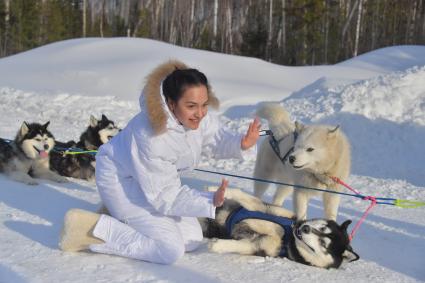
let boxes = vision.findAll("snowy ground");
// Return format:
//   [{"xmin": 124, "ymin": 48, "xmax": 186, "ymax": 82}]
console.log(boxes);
[{"xmin": 0, "ymin": 38, "xmax": 424, "ymax": 283}]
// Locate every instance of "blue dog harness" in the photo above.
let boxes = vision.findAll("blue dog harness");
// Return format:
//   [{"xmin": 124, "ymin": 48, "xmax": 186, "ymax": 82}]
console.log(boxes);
[{"xmin": 225, "ymin": 207, "xmax": 294, "ymax": 257}]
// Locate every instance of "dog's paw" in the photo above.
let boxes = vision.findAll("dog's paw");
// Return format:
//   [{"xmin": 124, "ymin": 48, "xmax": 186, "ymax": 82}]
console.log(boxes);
[
  {"xmin": 25, "ymin": 179, "xmax": 39, "ymax": 186},
  {"xmin": 208, "ymin": 239, "xmax": 227, "ymax": 253},
  {"xmin": 224, "ymin": 188, "xmax": 242, "ymax": 199},
  {"xmin": 54, "ymin": 175, "xmax": 69, "ymax": 183},
  {"xmin": 205, "ymin": 186, "xmax": 219, "ymax": 192},
  {"xmin": 59, "ymin": 176, "xmax": 69, "ymax": 183}
]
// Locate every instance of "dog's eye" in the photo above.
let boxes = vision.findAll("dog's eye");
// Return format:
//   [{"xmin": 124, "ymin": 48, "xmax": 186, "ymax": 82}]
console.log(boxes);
[
  {"xmin": 35, "ymin": 138, "xmax": 42, "ymax": 142},
  {"xmin": 307, "ymin": 148, "xmax": 314, "ymax": 152}
]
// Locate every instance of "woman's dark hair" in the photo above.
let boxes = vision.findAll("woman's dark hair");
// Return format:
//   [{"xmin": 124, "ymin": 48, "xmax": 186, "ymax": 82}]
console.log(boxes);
[{"xmin": 162, "ymin": 68, "xmax": 209, "ymax": 103}]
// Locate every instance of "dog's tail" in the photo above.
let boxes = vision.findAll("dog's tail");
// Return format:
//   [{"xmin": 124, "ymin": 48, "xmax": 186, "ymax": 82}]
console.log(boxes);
[{"xmin": 257, "ymin": 103, "xmax": 294, "ymax": 137}]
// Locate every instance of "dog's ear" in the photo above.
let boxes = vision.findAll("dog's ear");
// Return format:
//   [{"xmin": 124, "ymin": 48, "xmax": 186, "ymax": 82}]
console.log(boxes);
[
  {"xmin": 101, "ymin": 114, "xmax": 108, "ymax": 122},
  {"xmin": 328, "ymin": 125, "xmax": 340, "ymax": 135},
  {"xmin": 42, "ymin": 121, "xmax": 50, "ymax": 130},
  {"xmin": 19, "ymin": 122, "xmax": 30, "ymax": 137},
  {"xmin": 342, "ymin": 245, "xmax": 359, "ymax": 262},
  {"xmin": 340, "ymin": 219, "xmax": 352, "ymax": 232},
  {"xmin": 90, "ymin": 115, "xmax": 98, "ymax": 128},
  {"xmin": 295, "ymin": 121, "xmax": 305, "ymax": 133}
]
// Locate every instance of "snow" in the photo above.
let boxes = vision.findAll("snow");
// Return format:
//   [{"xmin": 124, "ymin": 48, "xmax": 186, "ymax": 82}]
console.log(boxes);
[{"xmin": 0, "ymin": 38, "xmax": 424, "ymax": 283}]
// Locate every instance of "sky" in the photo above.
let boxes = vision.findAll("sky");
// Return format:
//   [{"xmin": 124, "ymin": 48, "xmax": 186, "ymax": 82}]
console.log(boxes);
[{"xmin": 0, "ymin": 38, "xmax": 424, "ymax": 283}]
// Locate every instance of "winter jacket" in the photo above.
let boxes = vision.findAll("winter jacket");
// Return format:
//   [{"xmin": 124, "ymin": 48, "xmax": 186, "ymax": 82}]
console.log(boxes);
[{"xmin": 96, "ymin": 60, "xmax": 255, "ymax": 220}]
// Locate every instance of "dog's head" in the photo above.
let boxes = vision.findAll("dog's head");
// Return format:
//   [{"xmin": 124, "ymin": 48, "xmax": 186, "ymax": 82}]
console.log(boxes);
[
  {"xmin": 293, "ymin": 219, "xmax": 359, "ymax": 268},
  {"xmin": 15, "ymin": 121, "xmax": 55, "ymax": 159},
  {"xmin": 88, "ymin": 114, "xmax": 120, "ymax": 145},
  {"xmin": 288, "ymin": 123, "xmax": 343, "ymax": 174}
]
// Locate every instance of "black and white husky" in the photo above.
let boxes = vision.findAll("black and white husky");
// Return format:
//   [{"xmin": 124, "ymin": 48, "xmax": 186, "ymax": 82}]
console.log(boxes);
[
  {"xmin": 199, "ymin": 189, "xmax": 359, "ymax": 269},
  {"xmin": 50, "ymin": 114, "xmax": 120, "ymax": 181},
  {"xmin": 0, "ymin": 122, "xmax": 68, "ymax": 185}
]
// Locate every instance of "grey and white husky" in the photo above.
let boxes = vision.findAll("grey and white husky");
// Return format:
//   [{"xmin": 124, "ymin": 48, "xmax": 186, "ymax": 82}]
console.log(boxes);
[
  {"xmin": 0, "ymin": 121, "xmax": 67, "ymax": 185},
  {"xmin": 199, "ymin": 189, "xmax": 359, "ymax": 269},
  {"xmin": 50, "ymin": 114, "xmax": 120, "ymax": 181}
]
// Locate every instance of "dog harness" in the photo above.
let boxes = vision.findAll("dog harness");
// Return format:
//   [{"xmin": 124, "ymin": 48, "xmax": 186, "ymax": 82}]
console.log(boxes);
[
  {"xmin": 268, "ymin": 130, "xmax": 298, "ymax": 165},
  {"xmin": 225, "ymin": 207, "xmax": 294, "ymax": 257}
]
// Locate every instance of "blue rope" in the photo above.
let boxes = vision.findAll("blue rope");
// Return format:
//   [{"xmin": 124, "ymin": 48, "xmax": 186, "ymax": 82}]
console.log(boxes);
[
  {"xmin": 194, "ymin": 168, "xmax": 396, "ymax": 206},
  {"xmin": 0, "ymin": 137, "xmax": 402, "ymax": 206}
]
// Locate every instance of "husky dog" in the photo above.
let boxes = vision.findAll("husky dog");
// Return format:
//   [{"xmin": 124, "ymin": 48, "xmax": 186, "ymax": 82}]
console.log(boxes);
[
  {"xmin": 0, "ymin": 122, "xmax": 68, "ymax": 185},
  {"xmin": 254, "ymin": 103, "xmax": 351, "ymax": 221},
  {"xmin": 77, "ymin": 114, "xmax": 120, "ymax": 150},
  {"xmin": 199, "ymin": 188, "xmax": 358, "ymax": 268},
  {"xmin": 50, "ymin": 114, "xmax": 120, "ymax": 181}
]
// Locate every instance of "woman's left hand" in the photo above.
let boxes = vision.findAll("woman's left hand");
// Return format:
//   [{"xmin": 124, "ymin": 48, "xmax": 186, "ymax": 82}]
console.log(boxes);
[
  {"xmin": 241, "ymin": 117, "xmax": 261, "ymax": 150},
  {"xmin": 214, "ymin": 179, "xmax": 228, "ymax": 207}
]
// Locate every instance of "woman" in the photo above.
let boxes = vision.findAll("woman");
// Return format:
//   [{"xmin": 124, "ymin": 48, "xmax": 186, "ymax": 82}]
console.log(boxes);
[{"xmin": 59, "ymin": 60, "xmax": 260, "ymax": 264}]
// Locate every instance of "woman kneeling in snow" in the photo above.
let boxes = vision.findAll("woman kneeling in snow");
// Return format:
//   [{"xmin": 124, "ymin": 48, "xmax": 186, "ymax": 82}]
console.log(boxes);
[{"xmin": 59, "ymin": 60, "xmax": 260, "ymax": 264}]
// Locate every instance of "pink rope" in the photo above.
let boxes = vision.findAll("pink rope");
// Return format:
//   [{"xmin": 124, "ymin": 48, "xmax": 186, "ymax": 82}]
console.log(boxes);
[
  {"xmin": 331, "ymin": 176, "xmax": 378, "ymax": 241},
  {"xmin": 348, "ymin": 196, "xmax": 377, "ymax": 241}
]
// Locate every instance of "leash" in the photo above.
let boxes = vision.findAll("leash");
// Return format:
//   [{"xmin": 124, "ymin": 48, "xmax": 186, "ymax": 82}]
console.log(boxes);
[
  {"xmin": 258, "ymin": 129, "xmax": 424, "ymax": 240},
  {"xmin": 52, "ymin": 146, "xmax": 98, "ymax": 156},
  {"xmin": 194, "ymin": 168, "xmax": 397, "ymax": 204},
  {"xmin": 0, "ymin": 139, "xmax": 97, "ymax": 156},
  {"xmin": 330, "ymin": 176, "xmax": 377, "ymax": 241},
  {"xmin": 195, "ymin": 168, "xmax": 425, "ymax": 241},
  {"xmin": 4, "ymin": 135, "xmax": 425, "ymax": 240}
]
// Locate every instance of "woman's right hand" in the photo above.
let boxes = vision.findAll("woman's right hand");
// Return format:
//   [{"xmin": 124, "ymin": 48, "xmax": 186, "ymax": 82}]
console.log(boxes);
[{"xmin": 214, "ymin": 179, "xmax": 228, "ymax": 207}]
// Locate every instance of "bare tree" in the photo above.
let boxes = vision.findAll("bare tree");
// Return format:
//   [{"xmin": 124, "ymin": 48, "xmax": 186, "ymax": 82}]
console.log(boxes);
[
  {"xmin": 83, "ymin": 0, "xmax": 87, "ymax": 37},
  {"xmin": 277, "ymin": 0, "xmax": 286, "ymax": 60},
  {"xmin": 266, "ymin": 0, "xmax": 273, "ymax": 61},
  {"xmin": 342, "ymin": 0, "xmax": 359, "ymax": 43},
  {"xmin": 213, "ymin": 0, "xmax": 218, "ymax": 48},
  {"xmin": 354, "ymin": 0, "xmax": 363, "ymax": 56},
  {"xmin": 2, "ymin": 0, "xmax": 10, "ymax": 56}
]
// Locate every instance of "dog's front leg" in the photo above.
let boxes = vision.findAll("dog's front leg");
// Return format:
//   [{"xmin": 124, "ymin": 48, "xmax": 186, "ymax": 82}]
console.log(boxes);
[
  {"xmin": 323, "ymin": 193, "xmax": 340, "ymax": 221},
  {"xmin": 265, "ymin": 205, "xmax": 295, "ymax": 218},
  {"xmin": 226, "ymin": 189, "xmax": 294, "ymax": 218},
  {"xmin": 35, "ymin": 169, "xmax": 68, "ymax": 183},
  {"xmin": 272, "ymin": 185, "xmax": 293, "ymax": 206},
  {"xmin": 8, "ymin": 171, "xmax": 38, "ymax": 185},
  {"xmin": 294, "ymin": 190, "xmax": 309, "ymax": 220},
  {"xmin": 209, "ymin": 238, "xmax": 256, "ymax": 255},
  {"xmin": 225, "ymin": 189, "xmax": 268, "ymax": 212}
]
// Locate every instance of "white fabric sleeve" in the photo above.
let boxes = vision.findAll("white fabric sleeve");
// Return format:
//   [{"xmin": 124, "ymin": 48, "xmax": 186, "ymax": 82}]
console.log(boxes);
[
  {"xmin": 202, "ymin": 113, "xmax": 257, "ymax": 160},
  {"xmin": 129, "ymin": 135, "xmax": 216, "ymax": 218}
]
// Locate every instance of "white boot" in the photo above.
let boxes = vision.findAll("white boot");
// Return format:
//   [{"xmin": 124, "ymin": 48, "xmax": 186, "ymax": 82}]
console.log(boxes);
[{"xmin": 59, "ymin": 209, "xmax": 104, "ymax": 252}]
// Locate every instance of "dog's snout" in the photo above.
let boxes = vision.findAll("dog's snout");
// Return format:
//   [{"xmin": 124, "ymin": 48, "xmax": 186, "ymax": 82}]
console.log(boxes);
[
  {"xmin": 289, "ymin": 155, "xmax": 296, "ymax": 164},
  {"xmin": 301, "ymin": 225, "xmax": 311, "ymax": 234},
  {"xmin": 44, "ymin": 144, "xmax": 49, "ymax": 150}
]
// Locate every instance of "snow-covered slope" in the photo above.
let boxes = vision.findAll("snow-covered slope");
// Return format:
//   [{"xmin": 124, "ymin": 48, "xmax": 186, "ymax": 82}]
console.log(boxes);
[{"xmin": 0, "ymin": 38, "xmax": 424, "ymax": 282}]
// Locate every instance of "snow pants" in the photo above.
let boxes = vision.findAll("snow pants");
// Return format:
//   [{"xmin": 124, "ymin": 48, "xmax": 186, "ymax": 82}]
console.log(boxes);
[{"xmin": 91, "ymin": 154, "xmax": 204, "ymax": 264}]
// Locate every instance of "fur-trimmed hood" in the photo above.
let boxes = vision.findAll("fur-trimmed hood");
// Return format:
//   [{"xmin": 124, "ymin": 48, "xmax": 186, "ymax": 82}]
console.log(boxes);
[{"xmin": 139, "ymin": 60, "xmax": 219, "ymax": 135}]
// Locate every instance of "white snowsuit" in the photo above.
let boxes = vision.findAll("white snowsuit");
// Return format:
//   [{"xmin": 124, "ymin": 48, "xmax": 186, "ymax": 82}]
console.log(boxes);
[{"xmin": 91, "ymin": 61, "xmax": 255, "ymax": 264}]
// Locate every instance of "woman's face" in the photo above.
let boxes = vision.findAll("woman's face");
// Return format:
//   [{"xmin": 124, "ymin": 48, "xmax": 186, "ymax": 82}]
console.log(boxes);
[{"xmin": 168, "ymin": 85, "xmax": 209, "ymax": 130}]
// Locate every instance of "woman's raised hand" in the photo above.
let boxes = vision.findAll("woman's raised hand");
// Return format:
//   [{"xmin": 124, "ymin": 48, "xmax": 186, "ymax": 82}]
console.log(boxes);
[
  {"xmin": 241, "ymin": 117, "xmax": 261, "ymax": 150},
  {"xmin": 213, "ymin": 178, "xmax": 228, "ymax": 207}
]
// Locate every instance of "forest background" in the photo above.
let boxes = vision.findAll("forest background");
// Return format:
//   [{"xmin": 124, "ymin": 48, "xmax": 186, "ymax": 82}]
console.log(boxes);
[{"xmin": 1, "ymin": 0, "xmax": 424, "ymax": 66}]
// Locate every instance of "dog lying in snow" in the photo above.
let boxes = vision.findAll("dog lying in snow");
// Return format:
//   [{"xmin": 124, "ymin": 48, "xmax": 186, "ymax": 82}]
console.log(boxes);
[
  {"xmin": 0, "ymin": 121, "xmax": 67, "ymax": 185},
  {"xmin": 199, "ymin": 188, "xmax": 359, "ymax": 268}
]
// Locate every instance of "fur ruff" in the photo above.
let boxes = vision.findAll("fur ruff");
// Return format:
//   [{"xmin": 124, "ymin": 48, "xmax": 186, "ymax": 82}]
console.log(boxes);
[{"xmin": 143, "ymin": 60, "xmax": 219, "ymax": 135}]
